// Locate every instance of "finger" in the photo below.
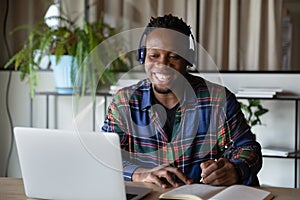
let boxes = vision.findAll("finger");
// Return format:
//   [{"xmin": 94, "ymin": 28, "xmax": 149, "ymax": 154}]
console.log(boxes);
[
  {"xmin": 157, "ymin": 167, "xmax": 188, "ymax": 187},
  {"xmin": 201, "ymin": 161, "xmax": 219, "ymax": 179},
  {"xmin": 201, "ymin": 159, "xmax": 226, "ymax": 179},
  {"xmin": 212, "ymin": 161, "xmax": 239, "ymax": 186},
  {"xmin": 202, "ymin": 159, "xmax": 237, "ymax": 186},
  {"xmin": 200, "ymin": 160, "xmax": 215, "ymax": 169},
  {"xmin": 205, "ymin": 172, "xmax": 227, "ymax": 186},
  {"xmin": 208, "ymin": 168, "xmax": 237, "ymax": 186},
  {"xmin": 147, "ymin": 167, "xmax": 179, "ymax": 188},
  {"xmin": 216, "ymin": 158, "xmax": 225, "ymax": 169},
  {"xmin": 159, "ymin": 177, "xmax": 174, "ymax": 188},
  {"xmin": 161, "ymin": 171, "xmax": 181, "ymax": 187},
  {"xmin": 200, "ymin": 160, "xmax": 215, "ymax": 179},
  {"xmin": 166, "ymin": 166, "xmax": 194, "ymax": 185},
  {"xmin": 147, "ymin": 173, "xmax": 171, "ymax": 188},
  {"xmin": 202, "ymin": 165, "xmax": 228, "ymax": 184}
]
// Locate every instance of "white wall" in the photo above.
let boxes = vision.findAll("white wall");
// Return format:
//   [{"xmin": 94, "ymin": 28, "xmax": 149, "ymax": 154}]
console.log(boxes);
[
  {"xmin": 0, "ymin": 71, "xmax": 299, "ymax": 188},
  {"xmin": 0, "ymin": 71, "xmax": 31, "ymax": 178}
]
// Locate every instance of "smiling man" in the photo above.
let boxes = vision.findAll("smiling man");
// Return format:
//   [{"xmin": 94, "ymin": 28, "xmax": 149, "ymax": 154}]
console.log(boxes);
[{"xmin": 102, "ymin": 14, "xmax": 262, "ymax": 188}]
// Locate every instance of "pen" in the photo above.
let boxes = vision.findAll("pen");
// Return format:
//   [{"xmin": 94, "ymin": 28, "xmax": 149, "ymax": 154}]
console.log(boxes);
[{"xmin": 200, "ymin": 177, "xmax": 204, "ymax": 183}]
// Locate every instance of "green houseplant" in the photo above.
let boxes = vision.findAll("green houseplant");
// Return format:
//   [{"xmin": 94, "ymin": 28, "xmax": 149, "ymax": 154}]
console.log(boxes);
[
  {"xmin": 4, "ymin": 15, "xmax": 129, "ymax": 98},
  {"xmin": 239, "ymin": 99, "xmax": 269, "ymax": 127}
]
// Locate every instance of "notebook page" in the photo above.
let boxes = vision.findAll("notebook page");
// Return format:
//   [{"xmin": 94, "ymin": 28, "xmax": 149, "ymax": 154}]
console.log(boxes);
[
  {"xmin": 210, "ymin": 185, "xmax": 273, "ymax": 200},
  {"xmin": 160, "ymin": 184, "xmax": 225, "ymax": 199}
]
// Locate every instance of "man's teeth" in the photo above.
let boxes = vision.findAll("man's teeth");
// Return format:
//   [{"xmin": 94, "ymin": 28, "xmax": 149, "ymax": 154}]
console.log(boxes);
[{"xmin": 155, "ymin": 73, "xmax": 170, "ymax": 81}]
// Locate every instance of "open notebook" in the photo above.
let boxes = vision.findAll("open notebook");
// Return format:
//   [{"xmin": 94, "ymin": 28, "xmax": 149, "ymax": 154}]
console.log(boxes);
[
  {"xmin": 159, "ymin": 184, "xmax": 273, "ymax": 200},
  {"xmin": 14, "ymin": 127, "xmax": 151, "ymax": 200}
]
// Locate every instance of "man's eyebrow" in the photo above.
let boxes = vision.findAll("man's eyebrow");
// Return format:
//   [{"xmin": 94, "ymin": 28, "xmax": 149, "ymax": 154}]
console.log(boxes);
[{"xmin": 147, "ymin": 47, "xmax": 178, "ymax": 53}]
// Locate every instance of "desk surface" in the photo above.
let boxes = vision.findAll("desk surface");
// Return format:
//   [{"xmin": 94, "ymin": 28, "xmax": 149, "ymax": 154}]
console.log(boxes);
[{"xmin": 1, "ymin": 178, "xmax": 300, "ymax": 200}]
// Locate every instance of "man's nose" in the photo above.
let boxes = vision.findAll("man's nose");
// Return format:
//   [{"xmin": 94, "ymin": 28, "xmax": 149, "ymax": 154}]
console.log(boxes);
[{"xmin": 158, "ymin": 55, "xmax": 169, "ymax": 66}]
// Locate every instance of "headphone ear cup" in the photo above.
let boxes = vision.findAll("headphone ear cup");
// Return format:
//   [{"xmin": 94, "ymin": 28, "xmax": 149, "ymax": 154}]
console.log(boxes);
[{"xmin": 137, "ymin": 46, "xmax": 146, "ymax": 64}]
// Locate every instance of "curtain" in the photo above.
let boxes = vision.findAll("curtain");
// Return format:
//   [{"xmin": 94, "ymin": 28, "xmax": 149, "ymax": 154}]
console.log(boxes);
[
  {"xmin": 1, "ymin": 0, "xmax": 49, "ymax": 68},
  {"xmin": 198, "ymin": 0, "xmax": 283, "ymax": 71},
  {"xmin": 102, "ymin": 0, "xmax": 197, "ymax": 33}
]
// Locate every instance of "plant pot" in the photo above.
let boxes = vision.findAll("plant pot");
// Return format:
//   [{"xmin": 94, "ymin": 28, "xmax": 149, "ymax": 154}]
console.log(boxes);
[{"xmin": 49, "ymin": 55, "xmax": 81, "ymax": 94}]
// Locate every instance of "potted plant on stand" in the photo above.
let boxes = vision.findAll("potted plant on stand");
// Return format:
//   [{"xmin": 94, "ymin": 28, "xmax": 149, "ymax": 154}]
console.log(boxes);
[{"xmin": 4, "ymin": 13, "xmax": 129, "ymax": 98}]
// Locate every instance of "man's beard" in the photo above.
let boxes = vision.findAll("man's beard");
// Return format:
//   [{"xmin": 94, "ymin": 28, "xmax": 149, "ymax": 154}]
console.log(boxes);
[{"xmin": 154, "ymin": 85, "xmax": 172, "ymax": 94}]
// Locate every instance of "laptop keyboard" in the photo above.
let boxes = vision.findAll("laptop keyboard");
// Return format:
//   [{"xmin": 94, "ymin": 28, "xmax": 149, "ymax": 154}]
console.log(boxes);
[{"xmin": 126, "ymin": 193, "xmax": 138, "ymax": 200}]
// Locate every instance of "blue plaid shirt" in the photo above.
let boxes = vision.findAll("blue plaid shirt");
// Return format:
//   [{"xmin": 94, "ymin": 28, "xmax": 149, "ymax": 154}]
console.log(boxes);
[{"xmin": 102, "ymin": 74, "xmax": 262, "ymax": 185}]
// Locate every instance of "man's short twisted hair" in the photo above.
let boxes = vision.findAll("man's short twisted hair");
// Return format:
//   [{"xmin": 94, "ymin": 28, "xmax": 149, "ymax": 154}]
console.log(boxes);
[{"xmin": 145, "ymin": 14, "xmax": 192, "ymax": 37}]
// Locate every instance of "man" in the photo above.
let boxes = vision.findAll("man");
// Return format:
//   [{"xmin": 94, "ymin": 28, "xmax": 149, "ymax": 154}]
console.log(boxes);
[{"xmin": 102, "ymin": 14, "xmax": 262, "ymax": 188}]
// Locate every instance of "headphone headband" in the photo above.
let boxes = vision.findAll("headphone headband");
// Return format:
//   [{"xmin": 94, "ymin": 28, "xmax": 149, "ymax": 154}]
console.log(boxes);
[{"xmin": 136, "ymin": 28, "xmax": 196, "ymax": 66}]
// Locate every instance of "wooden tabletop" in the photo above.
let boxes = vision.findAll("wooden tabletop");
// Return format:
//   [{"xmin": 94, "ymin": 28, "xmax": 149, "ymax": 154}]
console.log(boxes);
[
  {"xmin": 0, "ymin": 177, "xmax": 300, "ymax": 200},
  {"xmin": 0, "ymin": 178, "xmax": 27, "ymax": 200}
]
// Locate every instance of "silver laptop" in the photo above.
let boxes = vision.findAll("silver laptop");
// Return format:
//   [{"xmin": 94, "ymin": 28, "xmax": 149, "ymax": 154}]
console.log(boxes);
[{"xmin": 14, "ymin": 127, "xmax": 152, "ymax": 200}]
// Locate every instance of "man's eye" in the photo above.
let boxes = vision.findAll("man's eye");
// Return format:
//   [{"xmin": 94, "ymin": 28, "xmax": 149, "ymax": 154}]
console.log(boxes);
[
  {"xmin": 169, "ymin": 54, "xmax": 180, "ymax": 59},
  {"xmin": 149, "ymin": 54, "xmax": 159, "ymax": 59}
]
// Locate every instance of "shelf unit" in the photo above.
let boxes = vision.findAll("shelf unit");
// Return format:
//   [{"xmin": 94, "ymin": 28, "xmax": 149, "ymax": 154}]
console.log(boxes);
[
  {"xmin": 237, "ymin": 95, "xmax": 300, "ymax": 188},
  {"xmin": 30, "ymin": 91, "xmax": 112, "ymax": 131}
]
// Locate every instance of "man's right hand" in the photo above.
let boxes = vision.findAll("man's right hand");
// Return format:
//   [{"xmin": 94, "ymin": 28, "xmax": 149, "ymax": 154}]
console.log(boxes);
[{"xmin": 132, "ymin": 165, "xmax": 194, "ymax": 188}]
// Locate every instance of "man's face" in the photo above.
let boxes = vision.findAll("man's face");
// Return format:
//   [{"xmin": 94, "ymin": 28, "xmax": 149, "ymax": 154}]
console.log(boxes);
[{"xmin": 144, "ymin": 28, "xmax": 189, "ymax": 93}]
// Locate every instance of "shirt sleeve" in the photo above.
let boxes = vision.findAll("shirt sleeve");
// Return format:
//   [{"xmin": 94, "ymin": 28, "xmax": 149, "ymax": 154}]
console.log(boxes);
[
  {"xmin": 122, "ymin": 161, "xmax": 140, "ymax": 181},
  {"xmin": 221, "ymin": 89, "xmax": 263, "ymax": 186},
  {"xmin": 101, "ymin": 94, "xmax": 141, "ymax": 181}
]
